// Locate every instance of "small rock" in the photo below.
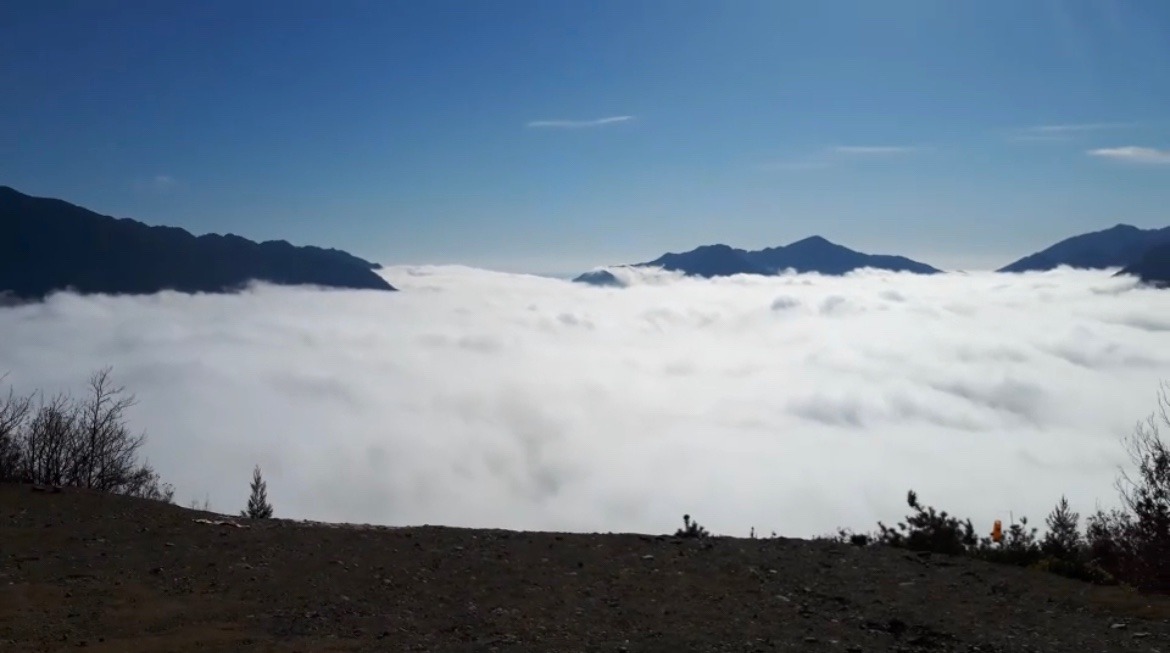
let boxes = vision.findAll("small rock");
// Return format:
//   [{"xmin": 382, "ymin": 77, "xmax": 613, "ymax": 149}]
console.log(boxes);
[
  {"xmin": 642, "ymin": 554, "xmax": 655, "ymax": 560},
  {"xmin": 1110, "ymin": 623, "xmax": 1127, "ymax": 630}
]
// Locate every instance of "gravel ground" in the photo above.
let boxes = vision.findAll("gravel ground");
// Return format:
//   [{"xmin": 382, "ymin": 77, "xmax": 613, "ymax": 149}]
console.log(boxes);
[{"xmin": 2, "ymin": 484, "xmax": 1169, "ymax": 652}]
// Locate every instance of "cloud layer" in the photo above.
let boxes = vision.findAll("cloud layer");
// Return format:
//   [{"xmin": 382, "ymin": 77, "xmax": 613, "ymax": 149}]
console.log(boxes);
[
  {"xmin": 526, "ymin": 116, "xmax": 634, "ymax": 129},
  {"xmin": 1, "ymin": 267, "xmax": 1168, "ymax": 538}
]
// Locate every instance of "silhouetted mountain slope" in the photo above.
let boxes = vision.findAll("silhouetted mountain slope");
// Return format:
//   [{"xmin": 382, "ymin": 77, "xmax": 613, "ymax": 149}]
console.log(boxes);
[
  {"xmin": 1118, "ymin": 242, "xmax": 1170, "ymax": 288},
  {"xmin": 998, "ymin": 224, "xmax": 1170, "ymax": 273},
  {"xmin": 572, "ymin": 269, "xmax": 624, "ymax": 287},
  {"xmin": 646, "ymin": 244, "xmax": 769, "ymax": 278},
  {"xmin": 744, "ymin": 236, "xmax": 938, "ymax": 275},
  {"xmin": 0, "ymin": 186, "xmax": 395, "ymax": 300},
  {"xmin": 574, "ymin": 237, "xmax": 938, "ymax": 284}
]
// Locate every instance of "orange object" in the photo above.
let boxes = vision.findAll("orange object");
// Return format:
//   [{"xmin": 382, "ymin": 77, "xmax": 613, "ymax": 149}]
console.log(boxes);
[{"xmin": 991, "ymin": 519, "xmax": 1003, "ymax": 543}]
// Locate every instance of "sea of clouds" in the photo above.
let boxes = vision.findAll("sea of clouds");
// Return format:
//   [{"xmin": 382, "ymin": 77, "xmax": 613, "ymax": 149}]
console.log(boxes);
[{"xmin": 1, "ymin": 265, "xmax": 1168, "ymax": 538}]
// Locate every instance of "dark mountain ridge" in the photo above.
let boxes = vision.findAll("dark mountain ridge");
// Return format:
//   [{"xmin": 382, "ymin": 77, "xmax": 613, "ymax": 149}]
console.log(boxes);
[
  {"xmin": 649, "ymin": 243, "xmax": 770, "ymax": 277},
  {"xmin": 0, "ymin": 185, "xmax": 395, "ymax": 300},
  {"xmin": 998, "ymin": 224, "xmax": 1170, "ymax": 273},
  {"xmin": 1118, "ymin": 241, "xmax": 1170, "ymax": 288},
  {"xmin": 574, "ymin": 236, "xmax": 939, "ymax": 284}
]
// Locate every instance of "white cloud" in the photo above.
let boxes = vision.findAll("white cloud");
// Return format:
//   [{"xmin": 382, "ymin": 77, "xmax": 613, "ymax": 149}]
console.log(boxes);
[
  {"xmin": 831, "ymin": 145, "xmax": 917, "ymax": 155},
  {"xmin": 1, "ymin": 267, "xmax": 1167, "ymax": 538},
  {"xmin": 1087, "ymin": 146, "xmax": 1170, "ymax": 164},
  {"xmin": 526, "ymin": 116, "xmax": 634, "ymax": 129}
]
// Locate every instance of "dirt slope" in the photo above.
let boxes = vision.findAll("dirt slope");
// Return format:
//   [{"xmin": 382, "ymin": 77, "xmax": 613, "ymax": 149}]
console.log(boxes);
[{"xmin": 2, "ymin": 484, "xmax": 1169, "ymax": 652}]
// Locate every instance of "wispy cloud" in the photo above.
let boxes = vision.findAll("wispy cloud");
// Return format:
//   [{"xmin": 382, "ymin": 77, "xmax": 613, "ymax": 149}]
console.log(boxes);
[
  {"xmin": 1087, "ymin": 146, "xmax": 1170, "ymax": 164},
  {"xmin": 831, "ymin": 145, "xmax": 918, "ymax": 155},
  {"xmin": 1010, "ymin": 122, "xmax": 1137, "ymax": 143},
  {"xmin": 133, "ymin": 174, "xmax": 180, "ymax": 193},
  {"xmin": 526, "ymin": 116, "xmax": 634, "ymax": 129},
  {"xmin": 1031, "ymin": 122, "xmax": 1134, "ymax": 134},
  {"xmin": 761, "ymin": 144, "xmax": 921, "ymax": 171}
]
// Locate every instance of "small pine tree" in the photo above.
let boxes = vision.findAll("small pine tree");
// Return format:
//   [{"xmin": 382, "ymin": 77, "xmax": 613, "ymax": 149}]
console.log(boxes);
[
  {"xmin": 674, "ymin": 514, "xmax": 710, "ymax": 538},
  {"xmin": 241, "ymin": 465, "xmax": 273, "ymax": 519},
  {"xmin": 1042, "ymin": 496, "xmax": 1082, "ymax": 560}
]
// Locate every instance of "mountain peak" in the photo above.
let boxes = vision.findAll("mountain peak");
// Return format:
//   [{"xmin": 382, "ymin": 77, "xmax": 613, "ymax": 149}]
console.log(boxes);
[
  {"xmin": 685, "ymin": 243, "xmax": 740, "ymax": 254},
  {"xmin": 788, "ymin": 235, "xmax": 833, "ymax": 247},
  {"xmin": 576, "ymin": 236, "xmax": 938, "ymax": 282},
  {"xmin": 785, "ymin": 235, "xmax": 844, "ymax": 252},
  {"xmin": 1104, "ymin": 223, "xmax": 1140, "ymax": 233}
]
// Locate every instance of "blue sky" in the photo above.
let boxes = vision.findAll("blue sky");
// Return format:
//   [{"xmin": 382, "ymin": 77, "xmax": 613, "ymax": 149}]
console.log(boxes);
[{"xmin": 2, "ymin": 1, "xmax": 1169, "ymax": 273}]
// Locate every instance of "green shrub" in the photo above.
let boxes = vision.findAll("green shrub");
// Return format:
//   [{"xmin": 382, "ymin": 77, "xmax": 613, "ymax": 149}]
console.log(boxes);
[
  {"xmin": 973, "ymin": 516, "xmax": 1042, "ymax": 567},
  {"xmin": 1033, "ymin": 556, "xmax": 1117, "ymax": 585},
  {"xmin": 876, "ymin": 490, "xmax": 976, "ymax": 555},
  {"xmin": 674, "ymin": 514, "xmax": 709, "ymax": 538}
]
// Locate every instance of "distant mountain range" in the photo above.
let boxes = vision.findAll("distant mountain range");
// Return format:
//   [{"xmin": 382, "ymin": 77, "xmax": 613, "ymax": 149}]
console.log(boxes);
[
  {"xmin": 6, "ymin": 183, "xmax": 1169, "ymax": 297},
  {"xmin": 576, "ymin": 225, "xmax": 1170, "ymax": 288},
  {"xmin": 997, "ymin": 224, "xmax": 1170, "ymax": 273},
  {"xmin": 574, "ymin": 236, "xmax": 939, "ymax": 285},
  {"xmin": 0, "ymin": 186, "xmax": 395, "ymax": 300}
]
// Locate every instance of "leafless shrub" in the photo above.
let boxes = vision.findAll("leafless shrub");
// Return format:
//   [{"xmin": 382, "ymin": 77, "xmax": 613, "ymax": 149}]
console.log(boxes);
[
  {"xmin": 0, "ymin": 368, "xmax": 173, "ymax": 502},
  {"xmin": 1101, "ymin": 382, "xmax": 1170, "ymax": 591},
  {"xmin": 0, "ymin": 374, "xmax": 33, "ymax": 481}
]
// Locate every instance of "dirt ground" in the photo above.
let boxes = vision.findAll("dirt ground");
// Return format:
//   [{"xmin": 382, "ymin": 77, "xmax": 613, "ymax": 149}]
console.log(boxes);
[{"xmin": 2, "ymin": 484, "xmax": 1169, "ymax": 652}]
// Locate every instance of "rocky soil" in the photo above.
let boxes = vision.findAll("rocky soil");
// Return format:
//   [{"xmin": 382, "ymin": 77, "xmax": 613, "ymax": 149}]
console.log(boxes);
[{"xmin": 2, "ymin": 484, "xmax": 1169, "ymax": 652}]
